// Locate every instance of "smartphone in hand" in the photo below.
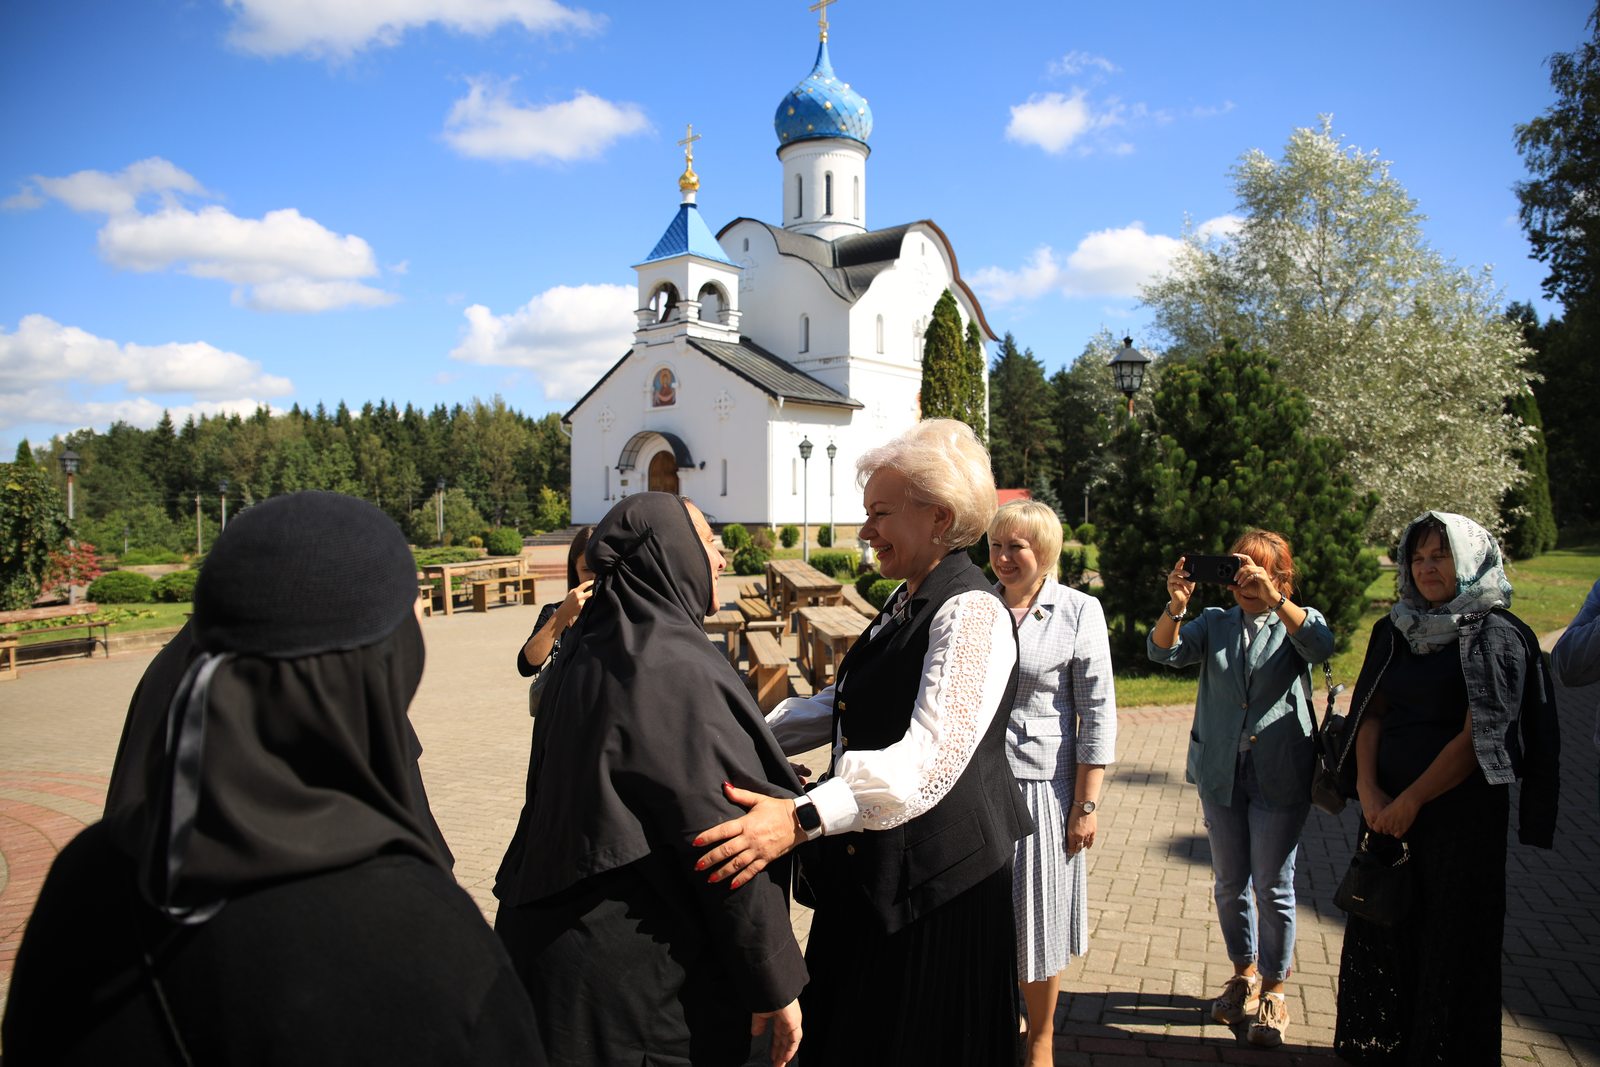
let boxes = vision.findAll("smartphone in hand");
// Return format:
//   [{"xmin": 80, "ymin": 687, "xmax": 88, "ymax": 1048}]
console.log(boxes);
[{"xmin": 1183, "ymin": 553, "xmax": 1241, "ymax": 585}]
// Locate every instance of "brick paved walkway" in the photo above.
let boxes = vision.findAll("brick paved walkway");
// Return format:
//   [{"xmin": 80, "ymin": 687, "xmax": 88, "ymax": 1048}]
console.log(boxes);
[{"xmin": 1, "ymin": 587, "xmax": 1596, "ymax": 1065}]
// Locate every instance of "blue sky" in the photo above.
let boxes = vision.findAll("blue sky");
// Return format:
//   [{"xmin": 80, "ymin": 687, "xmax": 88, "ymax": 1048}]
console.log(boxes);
[{"xmin": 0, "ymin": 0, "xmax": 1588, "ymax": 455}]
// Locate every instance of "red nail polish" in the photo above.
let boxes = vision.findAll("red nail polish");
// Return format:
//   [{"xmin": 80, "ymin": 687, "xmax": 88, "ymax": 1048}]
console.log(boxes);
[{"xmin": 692, "ymin": 836, "xmax": 704, "ymax": 847}]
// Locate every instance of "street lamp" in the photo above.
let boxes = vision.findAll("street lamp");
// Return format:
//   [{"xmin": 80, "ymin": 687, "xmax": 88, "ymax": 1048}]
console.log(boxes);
[
  {"xmin": 798, "ymin": 437, "xmax": 813, "ymax": 563},
  {"xmin": 219, "ymin": 479, "xmax": 229, "ymax": 532},
  {"xmin": 1108, "ymin": 336, "xmax": 1153, "ymax": 416},
  {"xmin": 825, "ymin": 440, "xmax": 837, "ymax": 550},
  {"xmin": 60, "ymin": 450, "xmax": 80, "ymax": 604},
  {"xmin": 435, "ymin": 477, "xmax": 447, "ymax": 547}
]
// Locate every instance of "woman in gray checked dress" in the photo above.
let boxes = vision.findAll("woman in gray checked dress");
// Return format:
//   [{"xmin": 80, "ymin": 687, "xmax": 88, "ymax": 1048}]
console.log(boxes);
[{"xmin": 989, "ymin": 500, "xmax": 1117, "ymax": 1067}]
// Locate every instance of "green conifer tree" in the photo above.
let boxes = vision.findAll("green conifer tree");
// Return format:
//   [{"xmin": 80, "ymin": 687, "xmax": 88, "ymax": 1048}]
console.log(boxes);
[{"xmin": 920, "ymin": 290, "xmax": 966, "ymax": 424}]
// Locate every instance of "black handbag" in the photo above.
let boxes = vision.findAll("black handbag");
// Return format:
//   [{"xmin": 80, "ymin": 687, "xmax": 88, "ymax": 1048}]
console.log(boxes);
[
  {"xmin": 1303, "ymin": 662, "xmax": 1349, "ymax": 815},
  {"xmin": 1334, "ymin": 831, "xmax": 1413, "ymax": 926}
]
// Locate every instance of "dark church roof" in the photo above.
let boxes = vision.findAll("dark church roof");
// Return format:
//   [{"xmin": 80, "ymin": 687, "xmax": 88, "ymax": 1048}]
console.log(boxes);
[
  {"xmin": 715, "ymin": 217, "xmax": 999, "ymax": 341},
  {"xmin": 563, "ymin": 335, "xmax": 861, "ymax": 423}
]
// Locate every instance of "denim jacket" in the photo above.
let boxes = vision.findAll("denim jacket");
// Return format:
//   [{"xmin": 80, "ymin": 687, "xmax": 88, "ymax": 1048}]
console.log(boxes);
[
  {"xmin": 1147, "ymin": 605, "xmax": 1335, "ymax": 808},
  {"xmin": 1344, "ymin": 610, "xmax": 1560, "ymax": 848}
]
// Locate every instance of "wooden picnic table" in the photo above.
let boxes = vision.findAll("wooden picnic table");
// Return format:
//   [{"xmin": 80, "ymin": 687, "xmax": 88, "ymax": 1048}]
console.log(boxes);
[
  {"xmin": 764, "ymin": 559, "xmax": 844, "ymax": 619},
  {"xmin": 704, "ymin": 609, "xmax": 745, "ymax": 667},
  {"xmin": 420, "ymin": 556, "xmax": 527, "ymax": 616},
  {"xmin": 795, "ymin": 605, "xmax": 870, "ymax": 689},
  {"xmin": 0, "ymin": 602, "xmax": 110, "ymax": 680}
]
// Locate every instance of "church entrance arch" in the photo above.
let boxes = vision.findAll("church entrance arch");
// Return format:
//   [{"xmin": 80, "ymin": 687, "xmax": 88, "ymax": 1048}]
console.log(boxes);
[{"xmin": 647, "ymin": 450, "xmax": 679, "ymax": 494}]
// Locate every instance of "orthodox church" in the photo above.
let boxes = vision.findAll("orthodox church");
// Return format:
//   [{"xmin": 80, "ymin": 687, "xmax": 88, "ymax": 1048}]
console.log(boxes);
[{"xmin": 563, "ymin": 11, "xmax": 995, "ymax": 527}]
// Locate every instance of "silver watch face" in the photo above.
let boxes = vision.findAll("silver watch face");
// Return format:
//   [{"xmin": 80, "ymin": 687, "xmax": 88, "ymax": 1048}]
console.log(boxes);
[{"xmin": 1079, "ymin": 800, "xmax": 1097, "ymax": 815}]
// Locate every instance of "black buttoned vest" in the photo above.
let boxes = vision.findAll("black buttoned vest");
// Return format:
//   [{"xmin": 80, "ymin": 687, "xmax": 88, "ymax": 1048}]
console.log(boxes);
[{"xmin": 809, "ymin": 552, "xmax": 1030, "ymax": 934}]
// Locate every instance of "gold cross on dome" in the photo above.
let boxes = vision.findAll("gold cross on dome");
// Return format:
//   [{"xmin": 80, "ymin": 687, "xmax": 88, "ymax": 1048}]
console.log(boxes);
[
  {"xmin": 808, "ymin": 0, "xmax": 836, "ymax": 40},
  {"xmin": 677, "ymin": 123, "xmax": 702, "ymax": 163}
]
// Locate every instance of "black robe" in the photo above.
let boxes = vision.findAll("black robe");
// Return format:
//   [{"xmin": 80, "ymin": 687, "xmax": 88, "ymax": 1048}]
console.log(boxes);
[{"xmin": 494, "ymin": 492, "xmax": 807, "ymax": 1066}]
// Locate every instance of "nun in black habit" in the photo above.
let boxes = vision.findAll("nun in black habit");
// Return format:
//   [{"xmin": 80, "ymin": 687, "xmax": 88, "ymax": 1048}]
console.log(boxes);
[
  {"xmin": 1, "ymin": 491, "xmax": 539, "ymax": 1066},
  {"xmin": 493, "ymin": 493, "xmax": 808, "ymax": 1067}
]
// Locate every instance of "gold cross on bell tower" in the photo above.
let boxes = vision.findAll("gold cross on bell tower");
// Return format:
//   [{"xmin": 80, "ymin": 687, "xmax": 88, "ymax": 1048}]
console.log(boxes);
[
  {"xmin": 677, "ymin": 123, "xmax": 702, "ymax": 196},
  {"xmin": 809, "ymin": 0, "xmax": 836, "ymax": 41}
]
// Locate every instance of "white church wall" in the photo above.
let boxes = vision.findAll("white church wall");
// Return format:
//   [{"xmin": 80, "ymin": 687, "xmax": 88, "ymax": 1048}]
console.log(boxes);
[{"xmin": 778, "ymin": 140, "xmax": 868, "ymax": 241}]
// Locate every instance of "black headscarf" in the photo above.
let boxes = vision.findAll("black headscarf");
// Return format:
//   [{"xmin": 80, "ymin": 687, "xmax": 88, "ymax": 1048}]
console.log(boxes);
[
  {"xmin": 495, "ymin": 492, "xmax": 800, "ymax": 905},
  {"xmin": 102, "ymin": 491, "xmax": 452, "ymax": 924}
]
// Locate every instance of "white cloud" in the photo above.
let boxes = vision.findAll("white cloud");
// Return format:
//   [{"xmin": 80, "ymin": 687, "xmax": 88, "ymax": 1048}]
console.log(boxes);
[
  {"xmin": 18, "ymin": 159, "xmax": 395, "ymax": 312},
  {"xmin": 973, "ymin": 216, "xmax": 1240, "ymax": 305},
  {"xmin": 1196, "ymin": 213, "xmax": 1245, "ymax": 243},
  {"xmin": 1048, "ymin": 51, "xmax": 1119, "ymax": 77},
  {"xmin": 443, "ymin": 80, "xmax": 650, "ymax": 163},
  {"xmin": 449, "ymin": 283, "xmax": 635, "ymax": 400},
  {"xmin": 2, "ymin": 187, "xmax": 45, "ymax": 211},
  {"xmin": 0, "ymin": 315, "xmax": 292, "ymax": 432},
  {"xmin": 1005, "ymin": 91, "xmax": 1106, "ymax": 154},
  {"xmin": 224, "ymin": 0, "xmax": 602, "ymax": 58}
]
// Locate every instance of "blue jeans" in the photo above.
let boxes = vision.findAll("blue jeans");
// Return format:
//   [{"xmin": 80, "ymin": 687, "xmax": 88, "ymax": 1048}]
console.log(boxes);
[{"xmin": 1199, "ymin": 750, "xmax": 1310, "ymax": 983}]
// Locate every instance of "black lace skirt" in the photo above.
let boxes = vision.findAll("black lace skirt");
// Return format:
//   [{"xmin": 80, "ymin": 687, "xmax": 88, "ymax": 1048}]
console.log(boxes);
[{"xmin": 1333, "ymin": 783, "xmax": 1509, "ymax": 1065}]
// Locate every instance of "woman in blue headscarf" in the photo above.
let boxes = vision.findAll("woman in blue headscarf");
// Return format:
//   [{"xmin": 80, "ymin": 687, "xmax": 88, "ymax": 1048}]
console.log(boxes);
[{"xmin": 1333, "ymin": 511, "xmax": 1560, "ymax": 1065}]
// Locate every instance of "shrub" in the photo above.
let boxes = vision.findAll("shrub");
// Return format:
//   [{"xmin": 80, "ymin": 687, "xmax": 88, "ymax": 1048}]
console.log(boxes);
[
  {"xmin": 751, "ymin": 527, "xmax": 775, "ymax": 551},
  {"xmin": 88, "ymin": 570, "xmax": 155, "ymax": 604},
  {"xmin": 119, "ymin": 547, "xmax": 185, "ymax": 566},
  {"xmin": 808, "ymin": 550, "xmax": 857, "ymax": 580},
  {"xmin": 413, "ymin": 547, "xmax": 481, "ymax": 567},
  {"xmin": 855, "ymin": 570, "xmax": 881, "ymax": 598},
  {"xmin": 865, "ymin": 578, "xmax": 901, "ymax": 610},
  {"xmin": 721, "ymin": 523, "xmax": 752, "ymax": 551},
  {"xmin": 152, "ymin": 570, "xmax": 200, "ymax": 603},
  {"xmin": 1075, "ymin": 522, "xmax": 1098, "ymax": 545},
  {"xmin": 465, "ymin": 535, "xmax": 484, "ymax": 549},
  {"xmin": 817, "ymin": 524, "xmax": 834, "ymax": 548},
  {"xmin": 1059, "ymin": 546, "xmax": 1090, "ymax": 592},
  {"xmin": 732, "ymin": 544, "xmax": 771, "ymax": 576},
  {"xmin": 779, "ymin": 524, "xmax": 800, "ymax": 548},
  {"xmin": 484, "ymin": 527, "xmax": 523, "ymax": 557}
]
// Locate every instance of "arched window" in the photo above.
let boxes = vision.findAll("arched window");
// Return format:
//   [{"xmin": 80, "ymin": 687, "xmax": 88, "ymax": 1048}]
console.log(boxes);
[
  {"xmin": 794, "ymin": 175, "xmax": 803, "ymax": 219},
  {"xmin": 799, "ymin": 314, "xmax": 810, "ymax": 353},
  {"xmin": 824, "ymin": 172, "xmax": 834, "ymax": 216},
  {"xmin": 698, "ymin": 282, "xmax": 724, "ymax": 323},
  {"xmin": 853, "ymin": 176, "xmax": 860, "ymax": 219},
  {"xmin": 649, "ymin": 283, "xmax": 680, "ymax": 323},
  {"xmin": 720, "ymin": 459, "xmax": 728, "ymax": 496},
  {"xmin": 876, "ymin": 314, "xmax": 884, "ymax": 354}
]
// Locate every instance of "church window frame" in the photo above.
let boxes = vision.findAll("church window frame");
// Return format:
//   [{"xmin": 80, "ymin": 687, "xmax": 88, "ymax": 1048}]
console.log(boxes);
[
  {"xmin": 876, "ymin": 314, "xmax": 884, "ymax": 354},
  {"xmin": 794, "ymin": 175, "xmax": 803, "ymax": 219},
  {"xmin": 697, "ymin": 281, "xmax": 728, "ymax": 324},
  {"xmin": 721, "ymin": 459, "xmax": 728, "ymax": 497},
  {"xmin": 824, "ymin": 172, "xmax": 834, "ymax": 216},
  {"xmin": 799, "ymin": 314, "xmax": 810, "ymax": 354},
  {"xmin": 648, "ymin": 282, "xmax": 681, "ymax": 324},
  {"xmin": 853, "ymin": 175, "xmax": 860, "ymax": 220},
  {"xmin": 604, "ymin": 465, "xmax": 611, "ymax": 501}
]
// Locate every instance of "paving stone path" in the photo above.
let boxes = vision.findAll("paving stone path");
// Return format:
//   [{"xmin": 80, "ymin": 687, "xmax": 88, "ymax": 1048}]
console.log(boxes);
[{"xmin": 1, "ymin": 567, "xmax": 1596, "ymax": 1064}]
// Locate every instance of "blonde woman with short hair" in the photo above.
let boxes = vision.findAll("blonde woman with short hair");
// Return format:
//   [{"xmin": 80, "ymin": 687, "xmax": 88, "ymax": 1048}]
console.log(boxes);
[{"xmin": 989, "ymin": 500, "xmax": 1117, "ymax": 1066}]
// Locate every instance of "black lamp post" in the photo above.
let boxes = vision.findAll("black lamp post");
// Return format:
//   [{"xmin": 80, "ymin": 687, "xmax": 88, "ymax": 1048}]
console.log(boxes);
[
  {"xmin": 435, "ymin": 477, "xmax": 447, "ymax": 547},
  {"xmin": 798, "ymin": 437, "xmax": 813, "ymax": 562},
  {"xmin": 1108, "ymin": 336, "xmax": 1153, "ymax": 416},
  {"xmin": 219, "ymin": 479, "xmax": 229, "ymax": 532},
  {"xmin": 60, "ymin": 450, "xmax": 80, "ymax": 604},
  {"xmin": 825, "ymin": 441, "xmax": 837, "ymax": 549}
]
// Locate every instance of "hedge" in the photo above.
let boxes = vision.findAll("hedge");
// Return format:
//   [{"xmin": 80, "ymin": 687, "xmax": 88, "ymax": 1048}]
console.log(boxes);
[
  {"xmin": 484, "ymin": 527, "xmax": 523, "ymax": 557},
  {"xmin": 88, "ymin": 571, "xmax": 155, "ymax": 604},
  {"xmin": 865, "ymin": 578, "xmax": 901, "ymax": 609},
  {"xmin": 152, "ymin": 570, "xmax": 200, "ymax": 603},
  {"xmin": 807, "ymin": 550, "xmax": 857, "ymax": 579},
  {"xmin": 721, "ymin": 523, "xmax": 752, "ymax": 551}
]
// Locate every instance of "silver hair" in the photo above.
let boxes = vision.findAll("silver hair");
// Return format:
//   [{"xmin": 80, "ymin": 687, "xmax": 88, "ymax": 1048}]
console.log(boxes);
[{"xmin": 857, "ymin": 418, "xmax": 997, "ymax": 548}]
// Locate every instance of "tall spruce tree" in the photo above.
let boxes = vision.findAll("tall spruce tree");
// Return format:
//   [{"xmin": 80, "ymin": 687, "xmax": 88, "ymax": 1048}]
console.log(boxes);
[
  {"xmin": 1501, "ymin": 303, "xmax": 1562, "ymax": 552},
  {"xmin": 962, "ymin": 319, "xmax": 988, "ymax": 440},
  {"xmin": 920, "ymin": 290, "xmax": 968, "ymax": 426},
  {"xmin": 1098, "ymin": 343, "xmax": 1377, "ymax": 664},
  {"xmin": 986, "ymin": 333, "xmax": 1056, "ymax": 487}
]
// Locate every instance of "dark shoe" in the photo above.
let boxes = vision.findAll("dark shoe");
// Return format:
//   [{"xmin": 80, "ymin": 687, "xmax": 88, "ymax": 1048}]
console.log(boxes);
[{"xmin": 1211, "ymin": 974, "xmax": 1261, "ymax": 1025}]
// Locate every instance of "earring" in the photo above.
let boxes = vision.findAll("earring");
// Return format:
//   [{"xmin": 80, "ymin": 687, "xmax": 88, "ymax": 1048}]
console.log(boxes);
[{"xmin": 931, "ymin": 534, "xmax": 942, "ymax": 545}]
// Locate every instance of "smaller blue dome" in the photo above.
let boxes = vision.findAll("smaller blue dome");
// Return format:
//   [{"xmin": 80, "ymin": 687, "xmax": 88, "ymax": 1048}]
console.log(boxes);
[{"xmin": 773, "ymin": 40, "xmax": 873, "ymax": 150}]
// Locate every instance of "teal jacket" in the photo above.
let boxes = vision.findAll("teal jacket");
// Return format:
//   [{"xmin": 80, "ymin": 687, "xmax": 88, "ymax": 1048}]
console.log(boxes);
[{"xmin": 1147, "ymin": 605, "xmax": 1335, "ymax": 808}]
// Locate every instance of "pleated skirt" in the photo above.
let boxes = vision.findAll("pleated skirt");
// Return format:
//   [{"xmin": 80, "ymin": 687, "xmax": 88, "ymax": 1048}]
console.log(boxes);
[
  {"xmin": 797, "ymin": 863, "xmax": 1018, "ymax": 1067},
  {"xmin": 1012, "ymin": 777, "xmax": 1089, "ymax": 983}
]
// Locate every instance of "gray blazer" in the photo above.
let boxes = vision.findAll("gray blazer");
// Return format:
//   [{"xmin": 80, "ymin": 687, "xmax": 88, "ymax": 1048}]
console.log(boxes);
[{"xmin": 1002, "ymin": 577, "xmax": 1118, "ymax": 781}]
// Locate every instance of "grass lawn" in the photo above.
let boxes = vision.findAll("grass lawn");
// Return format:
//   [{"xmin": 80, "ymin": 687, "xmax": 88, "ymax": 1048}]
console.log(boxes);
[
  {"xmin": 5, "ymin": 602, "xmax": 190, "ymax": 645},
  {"xmin": 1111, "ymin": 541, "xmax": 1599, "ymax": 709}
]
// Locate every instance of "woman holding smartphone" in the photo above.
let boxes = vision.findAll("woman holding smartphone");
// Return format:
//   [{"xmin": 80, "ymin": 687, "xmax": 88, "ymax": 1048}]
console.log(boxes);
[{"xmin": 1147, "ymin": 530, "xmax": 1335, "ymax": 1048}]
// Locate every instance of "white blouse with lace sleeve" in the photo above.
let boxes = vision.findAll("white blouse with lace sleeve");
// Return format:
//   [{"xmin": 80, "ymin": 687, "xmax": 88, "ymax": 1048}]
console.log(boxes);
[{"xmin": 795, "ymin": 588, "xmax": 1015, "ymax": 835}]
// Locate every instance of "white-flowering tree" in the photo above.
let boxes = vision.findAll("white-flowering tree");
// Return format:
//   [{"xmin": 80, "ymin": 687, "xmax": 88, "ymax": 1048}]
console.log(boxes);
[{"xmin": 1143, "ymin": 118, "xmax": 1533, "ymax": 543}]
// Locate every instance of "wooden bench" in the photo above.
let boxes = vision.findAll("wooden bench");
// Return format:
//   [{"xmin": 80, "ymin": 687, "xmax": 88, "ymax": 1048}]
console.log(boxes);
[
  {"xmin": 745, "ymin": 631, "xmax": 790, "ymax": 713},
  {"xmin": 0, "ymin": 603, "xmax": 110, "ymax": 678},
  {"xmin": 738, "ymin": 581, "xmax": 766, "ymax": 601},
  {"xmin": 841, "ymin": 584, "xmax": 878, "ymax": 619},
  {"xmin": 470, "ymin": 576, "xmax": 524, "ymax": 613},
  {"xmin": 737, "ymin": 597, "xmax": 783, "ymax": 633}
]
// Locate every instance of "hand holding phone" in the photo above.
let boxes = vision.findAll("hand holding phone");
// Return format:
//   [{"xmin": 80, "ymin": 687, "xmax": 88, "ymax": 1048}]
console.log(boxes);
[{"xmin": 1182, "ymin": 553, "xmax": 1242, "ymax": 585}]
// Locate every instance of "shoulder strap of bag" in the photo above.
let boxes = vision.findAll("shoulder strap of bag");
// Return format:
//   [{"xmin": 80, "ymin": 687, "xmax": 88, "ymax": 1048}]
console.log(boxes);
[{"xmin": 1302, "ymin": 661, "xmax": 1339, "ymax": 739}]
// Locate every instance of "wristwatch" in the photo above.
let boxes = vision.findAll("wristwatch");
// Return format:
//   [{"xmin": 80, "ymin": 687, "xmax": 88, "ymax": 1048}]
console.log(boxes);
[
  {"xmin": 1076, "ymin": 800, "xmax": 1098, "ymax": 815},
  {"xmin": 794, "ymin": 795, "xmax": 823, "ymax": 838}
]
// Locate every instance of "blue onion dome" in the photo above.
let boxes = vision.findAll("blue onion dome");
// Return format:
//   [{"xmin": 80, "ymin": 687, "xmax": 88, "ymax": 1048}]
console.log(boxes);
[{"xmin": 773, "ymin": 39, "xmax": 873, "ymax": 149}]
